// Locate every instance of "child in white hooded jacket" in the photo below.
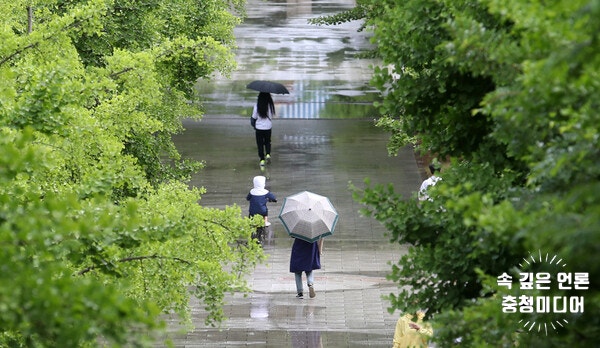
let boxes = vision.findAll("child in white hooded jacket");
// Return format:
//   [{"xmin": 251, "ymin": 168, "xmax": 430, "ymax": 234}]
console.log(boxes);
[{"xmin": 246, "ymin": 176, "xmax": 277, "ymax": 225}]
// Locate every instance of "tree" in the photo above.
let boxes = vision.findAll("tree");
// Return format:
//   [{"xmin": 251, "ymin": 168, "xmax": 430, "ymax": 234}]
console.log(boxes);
[
  {"xmin": 1, "ymin": 0, "xmax": 263, "ymax": 346},
  {"xmin": 323, "ymin": 0, "xmax": 599, "ymax": 346}
]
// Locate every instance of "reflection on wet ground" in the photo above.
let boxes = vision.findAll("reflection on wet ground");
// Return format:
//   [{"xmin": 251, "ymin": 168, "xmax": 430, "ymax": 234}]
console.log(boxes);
[
  {"xmin": 197, "ymin": 80, "xmax": 381, "ymax": 119},
  {"xmin": 196, "ymin": 0, "xmax": 380, "ymax": 119},
  {"xmin": 233, "ymin": 0, "xmax": 373, "ymax": 81}
]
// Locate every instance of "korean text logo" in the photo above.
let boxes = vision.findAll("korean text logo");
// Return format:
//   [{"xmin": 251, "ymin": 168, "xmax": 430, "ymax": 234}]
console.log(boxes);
[{"xmin": 497, "ymin": 250, "xmax": 589, "ymax": 335}]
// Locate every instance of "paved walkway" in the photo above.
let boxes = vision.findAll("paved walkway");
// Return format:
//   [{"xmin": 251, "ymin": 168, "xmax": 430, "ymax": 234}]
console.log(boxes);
[{"xmin": 160, "ymin": 117, "xmax": 423, "ymax": 347}]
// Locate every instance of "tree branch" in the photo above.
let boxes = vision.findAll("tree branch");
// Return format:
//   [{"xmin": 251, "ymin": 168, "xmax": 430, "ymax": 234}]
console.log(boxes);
[
  {"xmin": 77, "ymin": 254, "xmax": 192, "ymax": 276},
  {"xmin": 0, "ymin": 43, "xmax": 39, "ymax": 66},
  {"xmin": 109, "ymin": 67, "xmax": 135, "ymax": 79},
  {"xmin": 0, "ymin": 14, "xmax": 92, "ymax": 67},
  {"xmin": 28, "ymin": 7, "xmax": 33, "ymax": 34}
]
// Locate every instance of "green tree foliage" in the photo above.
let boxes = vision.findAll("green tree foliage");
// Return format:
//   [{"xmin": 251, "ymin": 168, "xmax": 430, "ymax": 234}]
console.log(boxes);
[
  {"xmin": 308, "ymin": 1, "xmax": 371, "ymax": 28},
  {"xmin": 1, "ymin": 0, "xmax": 263, "ymax": 347},
  {"xmin": 343, "ymin": 0, "xmax": 600, "ymax": 346}
]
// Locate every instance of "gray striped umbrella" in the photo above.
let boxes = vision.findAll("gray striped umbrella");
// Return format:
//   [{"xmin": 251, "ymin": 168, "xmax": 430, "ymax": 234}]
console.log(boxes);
[{"xmin": 278, "ymin": 191, "xmax": 338, "ymax": 243}]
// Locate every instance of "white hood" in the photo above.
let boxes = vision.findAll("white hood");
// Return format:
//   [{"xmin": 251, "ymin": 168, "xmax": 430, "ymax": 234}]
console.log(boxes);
[{"xmin": 250, "ymin": 176, "xmax": 269, "ymax": 195}]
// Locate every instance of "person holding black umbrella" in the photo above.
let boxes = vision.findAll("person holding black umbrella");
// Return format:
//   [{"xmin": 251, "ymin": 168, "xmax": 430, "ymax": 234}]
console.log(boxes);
[
  {"xmin": 247, "ymin": 80, "xmax": 289, "ymax": 166},
  {"xmin": 251, "ymin": 92, "xmax": 275, "ymax": 167}
]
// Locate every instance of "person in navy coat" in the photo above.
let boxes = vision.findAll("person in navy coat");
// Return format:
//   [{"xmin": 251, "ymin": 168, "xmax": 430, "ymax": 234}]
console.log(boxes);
[{"xmin": 290, "ymin": 238, "xmax": 323, "ymax": 299}]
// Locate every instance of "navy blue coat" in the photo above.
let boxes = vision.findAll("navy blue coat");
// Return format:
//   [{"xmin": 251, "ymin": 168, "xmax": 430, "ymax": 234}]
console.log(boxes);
[
  {"xmin": 247, "ymin": 192, "xmax": 277, "ymax": 217},
  {"xmin": 290, "ymin": 238, "xmax": 321, "ymax": 273}
]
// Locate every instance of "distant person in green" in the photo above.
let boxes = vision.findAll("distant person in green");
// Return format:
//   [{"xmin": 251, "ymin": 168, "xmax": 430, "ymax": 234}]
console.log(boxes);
[{"xmin": 251, "ymin": 92, "xmax": 275, "ymax": 167}]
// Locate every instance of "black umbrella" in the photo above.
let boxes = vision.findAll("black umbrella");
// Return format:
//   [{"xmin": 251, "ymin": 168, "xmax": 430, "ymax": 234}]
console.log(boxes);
[{"xmin": 247, "ymin": 80, "xmax": 290, "ymax": 94}]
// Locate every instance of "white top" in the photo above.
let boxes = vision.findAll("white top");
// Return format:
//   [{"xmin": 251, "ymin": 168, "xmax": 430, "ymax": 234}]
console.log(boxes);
[
  {"xmin": 418, "ymin": 175, "xmax": 441, "ymax": 201},
  {"xmin": 252, "ymin": 104, "xmax": 274, "ymax": 130}
]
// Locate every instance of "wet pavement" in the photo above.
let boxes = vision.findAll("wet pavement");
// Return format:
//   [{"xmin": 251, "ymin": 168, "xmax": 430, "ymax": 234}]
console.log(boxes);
[
  {"xmin": 156, "ymin": 1, "xmax": 425, "ymax": 346},
  {"xmin": 162, "ymin": 118, "xmax": 422, "ymax": 347}
]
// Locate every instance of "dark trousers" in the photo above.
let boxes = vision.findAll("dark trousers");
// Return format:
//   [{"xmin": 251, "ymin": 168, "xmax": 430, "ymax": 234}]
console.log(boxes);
[{"xmin": 255, "ymin": 129, "xmax": 272, "ymax": 160}]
